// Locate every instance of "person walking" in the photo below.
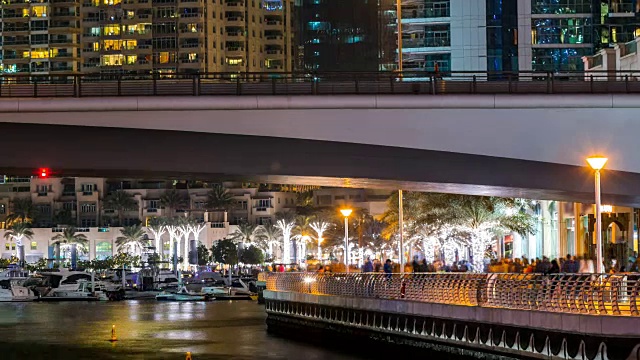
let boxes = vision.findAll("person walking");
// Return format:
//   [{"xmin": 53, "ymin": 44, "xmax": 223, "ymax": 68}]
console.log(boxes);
[
  {"xmin": 363, "ymin": 257, "xmax": 374, "ymax": 273},
  {"xmin": 383, "ymin": 259, "xmax": 393, "ymax": 278}
]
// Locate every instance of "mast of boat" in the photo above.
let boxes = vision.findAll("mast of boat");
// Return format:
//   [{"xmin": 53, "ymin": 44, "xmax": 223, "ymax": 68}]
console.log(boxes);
[
  {"xmin": 91, "ymin": 271, "xmax": 95, "ymax": 295},
  {"xmin": 121, "ymin": 264, "xmax": 126, "ymax": 289}
]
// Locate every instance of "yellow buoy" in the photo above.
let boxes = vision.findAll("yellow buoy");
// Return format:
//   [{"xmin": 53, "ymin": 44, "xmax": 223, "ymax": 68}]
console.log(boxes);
[
  {"xmin": 110, "ymin": 324, "xmax": 117, "ymax": 342},
  {"xmin": 186, "ymin": 351, "xmax": 192, "ymax": 360}
]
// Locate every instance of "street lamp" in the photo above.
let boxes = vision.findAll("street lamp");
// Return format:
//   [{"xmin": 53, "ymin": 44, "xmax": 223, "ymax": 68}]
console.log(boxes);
[
  {"xmin": 340, "ymin": 209, "xmax": 353, "ymax": 272},
  {"xmin": 587, "ymin": 156, "xmax": 608, "ymax": 273}
]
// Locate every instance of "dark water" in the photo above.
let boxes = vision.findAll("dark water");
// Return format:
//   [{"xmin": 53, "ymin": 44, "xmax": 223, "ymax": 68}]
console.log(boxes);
[{"xmin": 0, "ymin": 301, "xmax": 361, "ymax": 360}]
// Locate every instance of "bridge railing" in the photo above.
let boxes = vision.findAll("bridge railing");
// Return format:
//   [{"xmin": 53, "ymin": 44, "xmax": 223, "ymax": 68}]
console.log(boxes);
[
  {"xmin": 2, "ymin": 70, "xmax": 640, "ymax": 97},
  {"xmin": 265, "ymin": 272, "xmax": 640, "ymax": 316}
]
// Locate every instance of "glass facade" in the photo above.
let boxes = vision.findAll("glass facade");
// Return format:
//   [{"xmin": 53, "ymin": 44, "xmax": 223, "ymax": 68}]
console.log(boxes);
[
  {"xmin": 486, "ymin": 0, "xmax": 519, "ymax": 73},
  {"xmin": 298, "ymin": 0, "xmax": 381, "ymax": 71},
  {"xmin": 532, "ymin": 48, "xmax": 590, "ymax": 71},
  {"xmin": 530, "ymin": 0, "xmax": 594, "ymax": 71}
]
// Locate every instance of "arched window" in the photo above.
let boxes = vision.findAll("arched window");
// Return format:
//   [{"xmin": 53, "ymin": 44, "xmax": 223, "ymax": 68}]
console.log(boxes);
[{"xmin": 96, "ymin": 241, "xmax": 112, "ymax": 260}]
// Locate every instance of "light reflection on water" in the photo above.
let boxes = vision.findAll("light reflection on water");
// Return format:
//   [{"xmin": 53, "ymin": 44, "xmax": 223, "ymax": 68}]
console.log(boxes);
[{"xmin": 0, "ymin": 301, "xmax": 360, "ymax": 360}]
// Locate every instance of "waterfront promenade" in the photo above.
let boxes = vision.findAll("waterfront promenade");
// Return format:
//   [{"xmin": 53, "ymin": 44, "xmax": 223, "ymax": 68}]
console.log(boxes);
[{"xmin": 263, "ymin": 272, "xmax": 640, "ymax": 360}]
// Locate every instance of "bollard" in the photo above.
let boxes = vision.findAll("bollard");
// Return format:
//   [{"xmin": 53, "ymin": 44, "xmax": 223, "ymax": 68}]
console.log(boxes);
[
  {"xmin": 186, "ymin": 351, "xmax": 192, "ymax": 360},
  {"xmin": 110, "ymin": 324, "xmax": 117, "ymax": 342}
]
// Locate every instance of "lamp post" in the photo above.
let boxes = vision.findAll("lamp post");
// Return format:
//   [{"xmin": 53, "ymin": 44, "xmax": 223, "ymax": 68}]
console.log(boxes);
[
  {"xmin": 340, "ymin": 209, "xmax": 352, "ymax": 272},
  {"xmin": 587, "ymin": 156, "xmax": 608, "ymax": 273}
]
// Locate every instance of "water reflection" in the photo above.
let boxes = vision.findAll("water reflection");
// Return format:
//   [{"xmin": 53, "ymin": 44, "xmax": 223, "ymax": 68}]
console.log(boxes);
[{"xmin": 1, "ymin": 301, "xmax": 360, "ymax": 360}]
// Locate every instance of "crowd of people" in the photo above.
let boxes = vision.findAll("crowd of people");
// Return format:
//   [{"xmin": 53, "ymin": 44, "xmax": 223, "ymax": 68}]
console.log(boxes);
[
  {"xmin": 353, "ymin": 252, "xmax": 640, "ymax": 274},
  {"xmin": 486, "ymin": 252, "xmax": 640, "ymax": 274}
]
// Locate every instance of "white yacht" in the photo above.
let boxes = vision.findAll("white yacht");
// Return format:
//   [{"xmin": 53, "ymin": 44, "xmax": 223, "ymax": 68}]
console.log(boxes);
[
  {"xmin": 0, "ymin": 279, "xmax": 37, "ymax": 302},
  {"xmin": 40, "ymin": 280, "xmax": 109, "ymax": 301},
  {"xmin": 35, "ymin": 270, "xmax": 112, "ymax": 301},
  {"xmin": 201, "ymin": 279, "xmax": 256, "ymax": 300}
]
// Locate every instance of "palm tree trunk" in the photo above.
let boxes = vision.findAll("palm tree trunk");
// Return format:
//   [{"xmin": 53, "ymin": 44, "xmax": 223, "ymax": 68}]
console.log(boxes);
[
  {"xmin": 183, "ymin": 235, "xmax": 189, "ymax": 269},
  {"xmin": 71, "ymin": 244, "xmax": 77, "ymax": 270},
  {"xmin": 55, "ymin": 243, "xmax": 61, "ymax": 269}
]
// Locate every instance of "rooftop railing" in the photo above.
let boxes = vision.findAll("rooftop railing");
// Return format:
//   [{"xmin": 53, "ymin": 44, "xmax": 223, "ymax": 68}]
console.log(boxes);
[
  {"xmin": 1, "ymin": 71, "xmax": 640, "ymax": 97},
  {"xmin": 266, "ymin": 272, "xmax": 640, "ymax": 317}
]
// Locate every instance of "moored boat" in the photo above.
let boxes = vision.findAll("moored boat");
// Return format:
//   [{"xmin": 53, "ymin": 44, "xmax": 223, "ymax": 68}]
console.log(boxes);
[
  {"xmin": 155, "ymin": 286, "xmax": 211, "ymax": 301},
  {"xmin": 0, "ymin": 279, "xmax": 37, "ymax": 302}
]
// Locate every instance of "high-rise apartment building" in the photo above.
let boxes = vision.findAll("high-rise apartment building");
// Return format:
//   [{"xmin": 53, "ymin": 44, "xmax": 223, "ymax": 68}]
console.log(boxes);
[
  {"xmin": 393, "ymin": 0, "xmax": 640, "ymax": 73},
  {"xmin": 0, "ymin": 0, "xmax": 81, "ymax": 74},
  {"xmin": 0, "ymin": 0, "xmax": 294, "ymax": 75},
  {"xmin": 297, "ymin": 0, "xmax": 383, "ymax": 71}
]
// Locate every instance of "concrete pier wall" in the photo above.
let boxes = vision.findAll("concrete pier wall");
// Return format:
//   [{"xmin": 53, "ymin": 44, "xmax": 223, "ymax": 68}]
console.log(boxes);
[{"xmin": 264, "ymin": 290, "xmax": 640, "ymax": 360}]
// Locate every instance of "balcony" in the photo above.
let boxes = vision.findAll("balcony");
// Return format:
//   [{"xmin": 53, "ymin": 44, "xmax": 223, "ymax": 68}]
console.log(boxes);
[
  {"xmin": 402, "ymin": 37, "xmax": 451, "ymax": 50},
  {"xmin": 50, "ymin": 38, "xmax": 77, "ymax": 46},
  {"xmin": 225, "ymin": 15, "xmax": 244, "ymax": 25},
  {"xmin": 51, "ymin": 11, "xmax": 79, "ymax": 19},
  {"xmin": 2, "ymin": 0, "xmax": 30, "ymax": 8},
  {"xmin": 50, "ymin": 0, "xmax": 80, "ymax": 5},
  {"xmin": 264, "ymin": 20, "xmax": 282, "ymax": 29}
]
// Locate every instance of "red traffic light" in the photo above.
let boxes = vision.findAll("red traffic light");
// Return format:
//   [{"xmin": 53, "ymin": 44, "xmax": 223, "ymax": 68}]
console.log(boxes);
[{"xmin": 38, "ymin": 168, "xmax": 50, "ymax": 178}]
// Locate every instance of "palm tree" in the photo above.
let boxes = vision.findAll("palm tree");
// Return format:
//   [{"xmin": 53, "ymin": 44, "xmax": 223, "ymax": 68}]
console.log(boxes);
[
  {"xmin": 6, "ymin": 198, "xmax": 37, "ymax": 225},
  {"xmin": 104, "ymin": 190, "xmax": 138, "ymax": 227},
  {"xmin": 160, "ymin": 189, "xmax": 188, "ymax": 217},
  {"xmin": 146, "ymin": 217, "xmax": 166, "ymax": 259},
  {"xmin": 292, "ymin": 215, "xmax": 313, "ymax": 263},
  {"xmin": 230, "ymin": 222, "xmax": 264, "ymax": 248},
  {"xmin": 259, "ymin": 223, "xmax": 282, "ymax": 259},
  {"xmin": 275, "ymin": 212, "xmax": 296, "ymax": 264},
  {"xmin": 4, "ymin": 221, "xmax": 34, "ymax": 265},
  {"xmin": 116, "ymin": 224, "xmax": 148, "ymax": 255},
  {"xmin": 310, "ymin": 217, "xmax": 331, "ymax": 261},
  {"xmin": 205, "ymin": 184, "xmax": 234, "ymax": 221},
  {"xmin": 50, "ymin": 227, "xmax": 89, "ymax": 269},
  {"xmin": 451, "ymin": 195, "xmax": 536, "ymax": 271}
]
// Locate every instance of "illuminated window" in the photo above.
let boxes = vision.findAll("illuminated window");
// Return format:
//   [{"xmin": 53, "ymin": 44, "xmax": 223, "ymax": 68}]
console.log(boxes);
[
  {"xmin": 126, "ymin": 10, "xmax": 134, "ymax": 19},
  {"xmin": 126, "ymin": 55, "xmax": 137, "ymax": 64},
  {"xmin": 158, "ymin": 51, "xmax": 169, "ymax": 64},
  {"xmin": 102, "ymin": 39, "xmax": 123, "ymax": 51},
  {"xmin": 226, "ymin": 57, "xmax": 243, "ymax": 65},
  {"xmin": 101, "ymin": 54, "xmax": 124, "ymax": 66},
  {"xmin": 186, "ymin": 23, "xmax": 198, "ymax": 32},
  {"xmin": 90, "ymin": 27, "xmax": 100, "ymax": 36},
  {"xmin": 26, "ymin": 49, "xmax": 52, "ymax": 59},
  {"xmin": 188, "ymin": 52, "xmax": 197, "ymax": 61},
  {"xmin": 21, "ymin": 9, "xmax": 28, "ymax": 17},
  {"xmin": 95, "ymin": 241, "xmax": 112, "ymax": 260},
  {"xmin": 103, "ymin": 0, "xmax": 121, "ymax": 4},
  {"xmin": 4, "ymin": 243, "xmax": 8, "ymax": 251},
  {"xmin": 31, "ymin": 6, "xmax": 47, "ymax": 17},
  {"xmin": 92, "ymin": 42, "xmax": 100, "ymax": 51},
  {"xmin": 102, "ymin": 25, "xmax": 121, "ymax": 36},
  {"xmin": 31, "ymin": 241, "xmax": 37, "ymax": 250},
  {"xmin": 91, "ymin": 0, "xmax": 100, "ymax": 5},
  {"xmin": 123, "ymin": 39, "xmax": 137, "ymax": 50}
]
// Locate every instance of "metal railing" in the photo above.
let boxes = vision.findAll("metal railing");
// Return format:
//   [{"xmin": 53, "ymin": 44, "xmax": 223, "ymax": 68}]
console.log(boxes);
[
  {"xmin": 266, "ymin": 272, "xmax": 640, "ymax": 316},
  {"xmin": 1, "ymin": 71, "xmax": 640, "ymax": 97}
]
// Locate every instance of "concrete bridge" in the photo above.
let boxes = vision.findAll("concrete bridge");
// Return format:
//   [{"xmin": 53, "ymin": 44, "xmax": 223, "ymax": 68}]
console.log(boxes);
[
  {"xmin": 263, "ymin": 272, "xmax": 640, "ymax": 360},
  {"xmin": 2, "ymin": 73, "xmax": 640, "ymax": 205}
]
